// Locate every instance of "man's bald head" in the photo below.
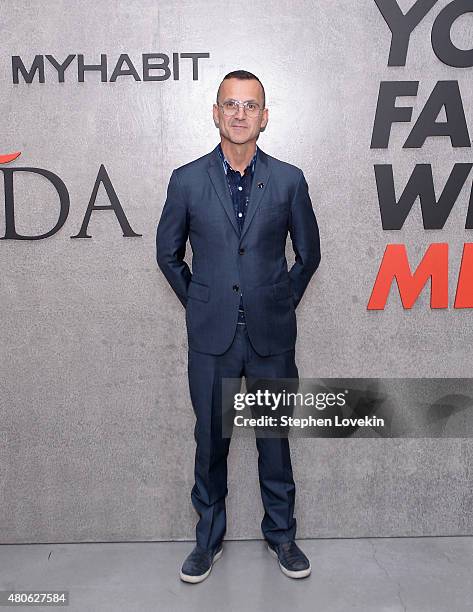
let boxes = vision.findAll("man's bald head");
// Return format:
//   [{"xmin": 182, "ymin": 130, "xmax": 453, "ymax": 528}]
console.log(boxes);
[{"xmin": 216, "ymin": 70, "xmax": 266, "ymax": 108}]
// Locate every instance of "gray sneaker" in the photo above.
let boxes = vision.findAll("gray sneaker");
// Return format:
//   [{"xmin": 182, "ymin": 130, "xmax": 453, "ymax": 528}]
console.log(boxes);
[
  {"xmin": 267, "ymin": 540, "xmax": 311, "ymax": 578},
  {"xmin": 179, "ymin": 545, "xmax": 223, "ymax": 583}
]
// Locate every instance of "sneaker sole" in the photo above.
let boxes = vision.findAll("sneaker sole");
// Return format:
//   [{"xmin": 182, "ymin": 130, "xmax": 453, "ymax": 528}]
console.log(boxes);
[
  {"xmin": 179, "ymin": 548, "xmax": 223, "ymax": 584},
  {"xmin": 267, "ymin": 544, "xmax": 311, "ymax": 579}
]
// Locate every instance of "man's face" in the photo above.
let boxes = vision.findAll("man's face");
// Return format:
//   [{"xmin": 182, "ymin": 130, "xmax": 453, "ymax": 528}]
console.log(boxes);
[{"xmin": 213, "ymin": 78, "xmax": 268, "ymax": 146}]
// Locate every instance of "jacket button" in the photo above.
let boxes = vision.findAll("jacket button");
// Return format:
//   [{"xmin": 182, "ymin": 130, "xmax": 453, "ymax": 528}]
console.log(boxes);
[
  {"xmin": 239, "ymin": 248, "xmax": 245, "ymax": 255},
  {"xmin": 233, "ymin": 284, "xmax": 240, "ymax": 292}
]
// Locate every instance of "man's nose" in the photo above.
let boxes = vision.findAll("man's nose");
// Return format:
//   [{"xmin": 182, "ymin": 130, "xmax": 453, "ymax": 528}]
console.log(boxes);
[{"xmin": 235, "ymin": 104, "xmax": 246, "ymax": 119}]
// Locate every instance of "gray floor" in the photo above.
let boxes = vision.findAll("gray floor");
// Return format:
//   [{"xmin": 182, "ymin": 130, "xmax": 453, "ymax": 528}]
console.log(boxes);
[{"xmin": 1, "ymin": 537, "xmax": 472, "ymax": 611}]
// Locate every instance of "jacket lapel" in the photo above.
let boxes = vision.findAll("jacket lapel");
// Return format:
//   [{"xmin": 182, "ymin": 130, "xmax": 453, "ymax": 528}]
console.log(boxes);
[
  {"xmin": 240, "ymin": 147, "xmax": 271, "ymax": 241},
  {"xmin": 207, "ymin": 146, "xmax": 239, "ymax": 236}
]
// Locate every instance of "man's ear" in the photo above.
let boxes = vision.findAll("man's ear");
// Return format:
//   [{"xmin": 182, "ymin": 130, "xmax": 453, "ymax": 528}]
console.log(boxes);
[
  {"xmin": 212, "ymin": 104, "xmax": 220, "ymax": 128},
  {"xmin": 261, "ymin": 108, "xmax": 269, "ymax": 130}
]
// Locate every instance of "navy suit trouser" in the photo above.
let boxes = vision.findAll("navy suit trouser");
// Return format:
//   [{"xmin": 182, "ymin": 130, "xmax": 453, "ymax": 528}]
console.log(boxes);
[{"xmin": 187, "ymin": 320, "xmax": 298, "ymax": 552}]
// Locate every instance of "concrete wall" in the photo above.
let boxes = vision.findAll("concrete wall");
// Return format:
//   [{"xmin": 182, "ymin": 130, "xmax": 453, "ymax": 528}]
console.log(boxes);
[{"xmin": 1, "ymin": 0, "xmax": 472, "ymax": 543}]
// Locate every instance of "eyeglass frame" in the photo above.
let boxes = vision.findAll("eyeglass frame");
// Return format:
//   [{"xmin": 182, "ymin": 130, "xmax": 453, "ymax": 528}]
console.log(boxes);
[{"xmin": 217, "ymin": 98, "xmax": 265, "ymax": 116}]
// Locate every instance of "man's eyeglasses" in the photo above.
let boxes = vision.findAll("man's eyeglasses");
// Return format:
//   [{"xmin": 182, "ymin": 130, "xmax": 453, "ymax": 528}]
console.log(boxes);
[{"xmin": 218, "ymin": 99, "xmax": 263, "ymax": 117}]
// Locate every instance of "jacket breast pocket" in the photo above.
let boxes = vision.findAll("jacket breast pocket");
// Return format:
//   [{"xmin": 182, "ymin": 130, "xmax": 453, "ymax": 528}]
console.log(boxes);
[
  {"xmin": 257, "ymin": 202, "xmax": 289, "ymax": 217},
  {"xmin": 187, "ymin": 280, "xmax": 210, "ymax": 302}
]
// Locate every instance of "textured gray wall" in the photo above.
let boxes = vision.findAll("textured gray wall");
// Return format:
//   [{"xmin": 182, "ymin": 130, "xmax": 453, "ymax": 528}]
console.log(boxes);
[{"xmin": 1, "ymin": 0, "xmax": 472, "ymax": 543}]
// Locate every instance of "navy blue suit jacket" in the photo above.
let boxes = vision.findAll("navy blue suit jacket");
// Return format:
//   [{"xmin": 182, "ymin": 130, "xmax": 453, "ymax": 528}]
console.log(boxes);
[{"xmin": 156, "ymin": 145, "xmax": 321, "ymax": 356}]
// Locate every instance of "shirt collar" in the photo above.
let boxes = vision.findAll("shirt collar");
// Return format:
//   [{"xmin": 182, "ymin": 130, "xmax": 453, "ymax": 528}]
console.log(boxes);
[{"xmin": 217, "ymin": 143, "xmax": 258, "ymax": 176}]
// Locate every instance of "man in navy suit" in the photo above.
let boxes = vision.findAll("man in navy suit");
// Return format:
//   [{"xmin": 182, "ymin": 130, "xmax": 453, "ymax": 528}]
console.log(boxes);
[{"xmin": 156, "ymin": 70, "xmax": 321, "ymax": 583}]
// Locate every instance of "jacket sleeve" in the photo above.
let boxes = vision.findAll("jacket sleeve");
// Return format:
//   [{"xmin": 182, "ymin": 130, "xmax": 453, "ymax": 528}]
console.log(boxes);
[
  {"xmin": 288, "ymin": 170, "xmax": 321, "ymax": 308},
  {"xmin": 156, "ymin": 169, "xmax": 192, "ymax": 307}
]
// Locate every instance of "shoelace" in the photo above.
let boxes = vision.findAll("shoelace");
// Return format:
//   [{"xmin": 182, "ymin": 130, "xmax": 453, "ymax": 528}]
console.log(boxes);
[{"xmin": 277, "ymin": 542, "xmax": 305, "ymax": 565}]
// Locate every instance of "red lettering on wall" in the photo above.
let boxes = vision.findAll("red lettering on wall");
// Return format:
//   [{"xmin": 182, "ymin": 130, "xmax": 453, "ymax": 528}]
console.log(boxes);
[{"xmin": 367, "ymin": 243, "xmax": 449, "ymax": 309}]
